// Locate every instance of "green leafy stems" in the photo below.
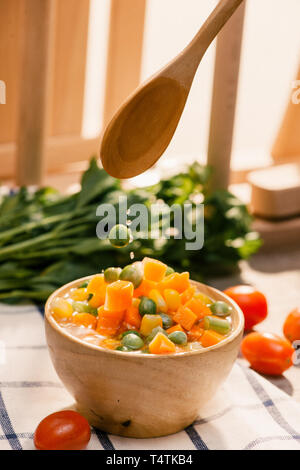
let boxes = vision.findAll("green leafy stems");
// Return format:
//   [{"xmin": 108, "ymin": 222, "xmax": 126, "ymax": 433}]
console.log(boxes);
[{"xmin": 0, "ymin": 158, "xmax": 261, "ymax": 303}]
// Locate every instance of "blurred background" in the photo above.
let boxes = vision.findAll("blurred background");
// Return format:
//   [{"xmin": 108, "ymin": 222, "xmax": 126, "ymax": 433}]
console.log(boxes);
[
  {"xmin": 1, "ymin": 0, "xmax": 300, "ymax": 182},
  {"xmin": 0, "ymin": 0, "xmax": 300, "ymax": 246}
]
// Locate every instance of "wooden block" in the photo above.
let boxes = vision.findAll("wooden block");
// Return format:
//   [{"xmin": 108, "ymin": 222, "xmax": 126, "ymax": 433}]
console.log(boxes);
[{"xmin": 248, "ymin": 163, "xmax": 300, "ymax": 218}]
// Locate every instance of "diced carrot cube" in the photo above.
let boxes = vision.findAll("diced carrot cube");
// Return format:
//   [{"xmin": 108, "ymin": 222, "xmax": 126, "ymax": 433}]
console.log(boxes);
[
  {"xmin": 180, "ymin": 287, "xmax": 196, "ymax": 305},
  {"xmin": 201, "ymin": 330, "xmax": 224, "ymax": 347},
  {"xmin": 104, "ymin": 280, "xmax": 133, "ymax": 312},
  {"xmin": 72, "ymin": 313, "xmax": 97, "ymax": 329},
  {"xmin": 143, "ymin": 257, "xmax": 167, "ymax": 282},
  {"xmin": 87, "ymin": 274, "xmax": 107, "ymax": 308},
  {"xmin": 96, "ymin": 306, "xmax": 125, "ymax": 336},
  {"xmin": 166, "ymin": 324, "xmax": 184, "ymax": 335},
  {"xmin": 124, "ymin": 305, "xmax": 142, "ymax": 329},
  {"xmin": 188, "ymin": 325, "xmax": 204, "ymax": 342},
  {"xmin": 173, "ymin": 305, "xmax": 197, "ymax": 330},
  {"xmin": 184, "ymin": 297, "xmax": 211, "ymax": 319},
  {"xmin": 87, "ymin": 274, "xmax": 105, "ymax": 292},
  {"xmin": 133, "ymin": 279, "xmax": 157, "ymax": 298},
  {"xmin": 158, "ymin": 272, "xmax": 190, "ymax": 294},
  {"xmin": 149, "ymin": 332, "xmax": 176, "ymax": 354}
]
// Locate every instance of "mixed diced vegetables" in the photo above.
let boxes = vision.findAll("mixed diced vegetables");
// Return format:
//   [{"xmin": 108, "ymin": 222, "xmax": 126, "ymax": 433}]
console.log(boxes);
[{"xmin": 51, "ymin": 258, "xmax": 233, "ymax": 354}]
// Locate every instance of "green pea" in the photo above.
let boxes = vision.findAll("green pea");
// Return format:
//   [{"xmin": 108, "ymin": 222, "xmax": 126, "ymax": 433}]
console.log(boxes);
[
  {"xmin": 165, "ymin": 266, "xmax": 175, "ymax": 276},
  {"xmin": 72, "ymin": 301, "xmax": 98, "ymax": 317},
  {"xmin": 104, "ymin": 267, "xmax": 122, "ymax": 283},
  {"xmin": 204, "ymin": 316, "xmax": 231, "ymax": 335},
  {"xmin": 146, "ymin": 327, "xmax": 168, "ymax": 343},
  {"xmin": 116, "ymin": 346, "xmax": 131, "ymax": 352},
  {"xmin": 109, "ymin": 224, "xmax": 131, "ymax": 248},
  {"xmin": 210, "ymin": 301, "xmax": 232, "ymax": 317},
  {"xmin": 122, "ymin": 333, "xmax": 144, "ymax": 350},
  {"xmin": 120, "ymin": 263, "xmax": 143, "ymax": 289},
  {"xmin": 121, "ymin": 330, "xmax": 142, "ymax": 338},
  {"xmin": 159, "ymin": 313, "xmax": 173, "ymax": 330},
  {"xmin": 168, "ymin": 331, "xmax": 187, "ymax": 345},
  {"xmin": 139, "ymin": 296, "xmax": 157, "ymax": 316}
]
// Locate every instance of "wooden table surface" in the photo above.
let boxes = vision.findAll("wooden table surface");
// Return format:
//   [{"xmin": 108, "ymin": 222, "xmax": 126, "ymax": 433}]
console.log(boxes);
[{"xmin": 210, "ymin": 247, "xmax": 300, "ymax": 403}]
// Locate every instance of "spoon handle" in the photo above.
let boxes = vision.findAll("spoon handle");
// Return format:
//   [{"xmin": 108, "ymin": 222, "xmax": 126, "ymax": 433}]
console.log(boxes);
[{"xmin": 178, "ymin": 0, "xmax": 245, "ymax": 78}]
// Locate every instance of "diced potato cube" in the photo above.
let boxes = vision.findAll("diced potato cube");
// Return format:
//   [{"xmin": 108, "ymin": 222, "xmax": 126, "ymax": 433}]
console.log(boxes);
[
  {"xmin": 163, "ymin": 289, "xmax": 181, "ymax": 312},
  {"xmin": 140, "ymin": 314, "xmax": 163, "ymax": 337},
  {"xmin": 149, "ymin": 289, "xmax": 168, "ymax": 313},
  {"xmin": 70, "ymin": 288, "xmax": 89, "ymax": 302},
  {"xmin": 52, "ymin": 297, "xmax": 73, "ymax": 320}
]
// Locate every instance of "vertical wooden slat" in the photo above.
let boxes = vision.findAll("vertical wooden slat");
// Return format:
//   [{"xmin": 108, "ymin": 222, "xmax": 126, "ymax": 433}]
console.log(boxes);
[
  {"xmin": 50, "ymin": 0, "xmax": 90, "ymax": 137},
  {"xmin": 16, "ymin": 0, "xmax": 55, "ymax": 185},
  {"xmin": 207, "ymin": 1, "xmax": 246, "ymax": 190},
  {"xmin": 0, "ymin": 0, "xmax": 23, "ymax": 143},
  {"xmin": 103, "ymin": 0, "xmax": 147, "ymax": 126},
  {"xmin": 272, "ymin": 64, "xmax": 300, "ymax": 162}
]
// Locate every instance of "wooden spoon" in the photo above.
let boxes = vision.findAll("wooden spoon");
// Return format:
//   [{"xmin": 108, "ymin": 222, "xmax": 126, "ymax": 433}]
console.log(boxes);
[{"xmin": 100, "ymin": 0, "xmax": 244, "ymax": 179}]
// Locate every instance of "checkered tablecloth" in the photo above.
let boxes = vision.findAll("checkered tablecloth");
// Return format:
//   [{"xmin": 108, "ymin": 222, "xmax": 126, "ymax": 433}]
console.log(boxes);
[{"xmin": 1, "ymin": 303, "xmax": 300, "ymax": 450}]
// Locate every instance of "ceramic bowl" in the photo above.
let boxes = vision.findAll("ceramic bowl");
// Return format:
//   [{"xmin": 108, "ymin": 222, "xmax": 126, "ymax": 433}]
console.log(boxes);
[{"xmin": 45, "ymin": 277, "xmax": 244, "ymax": 438}]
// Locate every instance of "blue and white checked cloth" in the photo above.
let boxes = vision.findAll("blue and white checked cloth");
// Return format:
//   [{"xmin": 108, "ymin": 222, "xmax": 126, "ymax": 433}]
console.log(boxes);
[{"xmin": 1, "ymin": 303, "xmax": 300, "ymax": 450}]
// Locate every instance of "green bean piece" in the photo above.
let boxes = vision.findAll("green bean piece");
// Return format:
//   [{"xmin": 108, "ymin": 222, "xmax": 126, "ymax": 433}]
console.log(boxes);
[
  {"xmin": 146, "ymin": 327, "xmax": 168, "ymax": 343},
  {"xmin": 210, "ymin": 301, "xmax": 232, "ymax": 317},
  {"xmin": 104, "ymin": 267, "xmax": 122, "ymax": 283},
  {"xmin": 72, "ymin": 301, "xmax": 98, "ymax": 317},
  {"xmin": 108, "ymin": 224, "xmax": 131, "ymax": 248},
  {"xmin": 168, "ymin": 331, "xmax": 187, "ymax": 345},
  {"xmin": 165, "ymin": 266, "xmax": 175, "ymax": 276},
  {"xmin": 204, "ymin": 316, "xmax": 231, "ymax": 335},
  {"xmin": 159, "ymin": 313, "xmax": 173, "ymax": 330},
  {"xmin": 122, "ymin": 333, "xmax": 144, "ymax": 350},
  {"xmin": 120, "ymin": 262, "xmax": 143, "ymax": 288},
  {"xmin": 139, "ymin": 296, "xmax": 157, "ymax": 316}
]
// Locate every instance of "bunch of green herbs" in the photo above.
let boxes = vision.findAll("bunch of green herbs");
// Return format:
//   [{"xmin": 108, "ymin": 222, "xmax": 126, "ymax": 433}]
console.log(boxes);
[{"xmin": 0, "ymin": 158, "xmax": 261, "ymax": 303}]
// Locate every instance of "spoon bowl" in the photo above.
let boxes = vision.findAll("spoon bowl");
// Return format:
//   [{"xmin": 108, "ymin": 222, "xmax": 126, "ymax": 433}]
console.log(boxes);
[{"xmin": 100, "ymin": 0, "xmax": 244, "ymax": 179}]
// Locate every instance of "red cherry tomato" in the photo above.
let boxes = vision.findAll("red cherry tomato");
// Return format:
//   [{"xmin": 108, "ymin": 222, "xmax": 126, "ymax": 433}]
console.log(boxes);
[
  {"xmin": 223, "ymin": 285, "xmax": 268, "ymax": 330},
  {"xmin": 34, "ymin": 410, "xmax": 91, "ymax": 450},
  {"xmin": 283, "ymin": 308, "xmax": 300, "ymax": 344},
  {"xmin": 241, "ymin": 332, "xmax": 294, "ymax": 376}
]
